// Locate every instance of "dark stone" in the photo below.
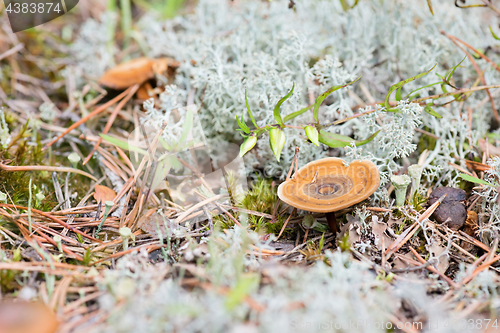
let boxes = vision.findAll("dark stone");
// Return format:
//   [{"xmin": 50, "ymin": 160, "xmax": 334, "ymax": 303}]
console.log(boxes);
[{"xmin": 427, "ymin": 187, "xmax": 467, "ymax": 230}]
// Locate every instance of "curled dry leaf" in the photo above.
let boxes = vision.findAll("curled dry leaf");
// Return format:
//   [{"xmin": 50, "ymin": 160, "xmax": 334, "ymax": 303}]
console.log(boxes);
[
  {"xmin": 138, "ymin": 209, "xmax": 166, "ymax": 237},
  {"xmin": 0, "ymin": 301, "xmax": 59, "ymax": 333},
  {"xmin": 465, "ymin": 210, "xmax": 479, "ymax": 234},
  {"xmin": 136, "ymin": 81, "xmax": 155, "ymax": 101},
  {"xmin": 98, "ymin": 57, "xmax": 180, "ymax": 90},
  {"xmin": 462, "ymin": 210, "xmax": 479, "ymax": 252},
  {"xmin": 370, "ymin": 215, "xmax": 393, "ymax": 250},
  {"xmin": 429, "ymin": 240, "xmax": 449, "ymax": 274},
  {"xmin": 93, "ymin": 184, "xmax": 116, "ymax": 203},
  {"xmin": 137, "ymin": 208, "xmax": 186, "ymax": 237}
]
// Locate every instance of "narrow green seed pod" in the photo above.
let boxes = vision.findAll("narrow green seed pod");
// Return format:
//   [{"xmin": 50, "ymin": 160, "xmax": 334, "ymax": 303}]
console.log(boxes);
[
  {"xmin": 269, "ymin": 127, "xmax": 286, "ymax": 162},
  {"xmin": 239, "ymin": 135, "xmax": 257, "ymax": 157},
  {"xmin": 304, "ymin": 125, "xmax": 319, "ymax": 146}
]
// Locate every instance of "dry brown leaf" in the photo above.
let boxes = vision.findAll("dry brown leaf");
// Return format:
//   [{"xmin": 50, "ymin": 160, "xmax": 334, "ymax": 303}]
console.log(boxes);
[
  {"xmin": 370, "ymin": 215, "xmax": 393, "ymax": 250},
  {"xmin": 0, "ymin": 301, "xmax": 59, "ymax": 333},
  {"xmin": 98, "ymin": 57, "xmax": 180, "ymax": 90},
  {"xmin": 462, "ymin": 210, "xmax": 479, "ymax": 252},
  {"xmin": 429, "ymin": 240, "xmax": 449, "ymax": 274},
  {"xmin": 93, "ymin": 184, "xmax": 116, "ymax": 203},
  {"xmin": 138, "ymin": 208, "xmax": 167, "ymax": 237},
  {"xmin": 137, "ymin": 81, "xmax": 155, "ymax": 101},
  {"xmin": 98, "ymin": 57, "xmax": 155, "ymax": 89},
  {"xmin": 152, "ymin": 57, "xmax": 180, "ymax": 75},
  {"xmin": 138, "ymin": 208, "xmax": 186, "ymax": 237}
]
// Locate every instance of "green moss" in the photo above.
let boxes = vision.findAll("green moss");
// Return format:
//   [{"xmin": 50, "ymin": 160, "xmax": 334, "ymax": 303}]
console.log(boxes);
[
  {"xmin": 0, "ymin": 114, "xmax": 94, "ymax": 245},
  {"xmin": 417, "ymin": 126, "xmax": 437, "ymax": 154},
  {"xmin": 0, "ymin": 248, "xmax": 22, "ymax": 293},
  {"xmin": 240, "ymin": 178, "xmax": 278, "ymax": 215},
  {"xmin": 0, "ymin": 122, "xmax": 56, "ymax": 210},
  {"xmin": 212, "ymin": 177, "xmax": 292, "ymax": 236},
  {"xmin": 410, "ymin": 190, "xmax": 427, "ymax": 212}
]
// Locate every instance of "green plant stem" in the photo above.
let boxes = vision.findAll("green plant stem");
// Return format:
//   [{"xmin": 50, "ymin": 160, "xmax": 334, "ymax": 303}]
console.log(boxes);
[
  {"xmin": 107, "ymin": 0, "xmax": 117, "ymax": 55},
  {"xmin": 95, "ymin": 201, "xmax": 114, "ymax": 236},
  {"xmin": 120, "ymin": 0, "xmax": 132, "ymax": 48}
]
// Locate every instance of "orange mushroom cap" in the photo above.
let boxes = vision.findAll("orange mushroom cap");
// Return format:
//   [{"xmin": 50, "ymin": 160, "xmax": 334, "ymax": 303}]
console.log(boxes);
[{"xmin": 277, "ymin": 157, "xmax": 380, "ymax": 213}]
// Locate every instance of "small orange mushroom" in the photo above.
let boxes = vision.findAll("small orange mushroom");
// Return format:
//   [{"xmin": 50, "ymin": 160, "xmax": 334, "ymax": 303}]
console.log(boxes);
[{"xmin": 277, "ymin": 157, "xmax": 380, "ymax": 233}]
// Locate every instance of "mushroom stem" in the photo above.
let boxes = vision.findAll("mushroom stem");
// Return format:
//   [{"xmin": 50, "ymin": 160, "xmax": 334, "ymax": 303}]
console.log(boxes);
[
  {"xmin": 119, "ymin": 227, "xmax": 133, "ymax": 251},
  {"xmin": 391, "ymin": 175, "xmax": 411, "ymax": 207},
  {"xmin": 325, "ymin": 212, "xmax": 338, "ymax": 234},
  {"xmin": 408, "ymin": 164, "xmax": 423, "ymax": 200},
  {"xmin": 95, "ymin": 201, "xmax": 114, "ymax": 235}
]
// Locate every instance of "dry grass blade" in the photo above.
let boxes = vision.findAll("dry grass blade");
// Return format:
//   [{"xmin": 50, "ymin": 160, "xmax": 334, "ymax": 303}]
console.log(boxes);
[
  {"xmin": 385, "ymin": 194, "xmax": 446, "ymax": 256},
  {"xmin": 0, "ymin": 161, "xmax": 98, "ymax": 181},
  {"xmin": 82, "ymin": 83, "xmax": 139, "ymax": 165},
  {"xmin": 408, "ymin": 247, "xmax": 460, "ymax": 289},
  {"xmin": 91, "ymin": 229, "xmax": 142, "ymax": 252},
  {"xmin": 462, "ymin": 253, "xmax": 500, "ymax": 285},
  {"xmin": 43, "ymin": 86, "xmax": 134, "ymax": 150},
  {"xmin": 91, "ymin": 244, "xmax": 165, "ymax": 265},
  {"xmin": 0, "ymin": 203, "xmax": 102, "ymax": 243},
  {"xmin": 277, "ymin": 208, "xmax": 296, "ymax": 240},
  {"xmin": 458, "ymin": 230, "xmax": 491, "ymax": 252},
  {"xmin": 174, "ymin": 194, "xmax": 226, "ymax": 224}
]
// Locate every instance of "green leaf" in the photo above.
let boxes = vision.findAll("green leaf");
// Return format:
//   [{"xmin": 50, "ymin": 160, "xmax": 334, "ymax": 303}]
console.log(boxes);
[
  {"xmin": 440, "ymin": 83, "xmax": 449, "ymax": 94},
  {"xmin": 395, "ymin": 86, "xmax": 403, "ymax": 101},
  {"xmin": 158, "ymin": 137, "xmax": 173, "ymax": 151},
  {"xmin": 406, "ymin": 81, "xmax": 441, "ymax": 101},
  {"xmin": 151, "ymin": 155, "xmax": 174, "ymax": 190},
  {"xmin": 273, "ymin": 83, "xmax": 295, "ymax": 126},
  {"xmin": 100, "ymin": 134, "xmax": 148, "ymax": 156},
  {"xmin": 245, "ymin": 90, "xmax": 259, "ymax": 128},
  {"xmin": 236, "ymin": 115, "xmax": 250, "ymax": 134},
  {"xmin": 424, "ymin": 104, "xmax": 442, "ymax": 119},
  {"xmin": 318, "ymin": 129, "xmax": 380, "ymax": 148},
  {"xmin": 459, "ymin": 173, "xmax": 496, "ymax": 186},
  {"xmin": 283, "ymin": 104, "xmax": 312, "ymax": 123},
  {"xmin": 490, "ymin": 26, "xmax": 500, "ymax": 41},
  {"xmin": 384, "ymin": 64, "xmax": 436, "ymax": 110},
  {"xmin": 225, "ymin": 273, "xmax": 260, "ymax": 310},
  {"xmin": 444, "ymin": 57, "xmax": 466, "ymax": 84},
  {"xmin": 319, "ymin": 233, "xmax": 325, "ymax": 251},
  {"xmin": 175, "ymin": 106, "xmax": 194, "ymax": 150},
  {"xmin": 313, "ymin": 76, "xmax": 361, "ymax": 122}
]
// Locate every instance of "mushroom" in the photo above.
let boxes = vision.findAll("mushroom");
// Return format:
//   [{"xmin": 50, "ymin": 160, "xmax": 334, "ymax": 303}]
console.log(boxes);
[{"xmin": 277, "ymin": 157, "xmax": 380, "ymax": 234}]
